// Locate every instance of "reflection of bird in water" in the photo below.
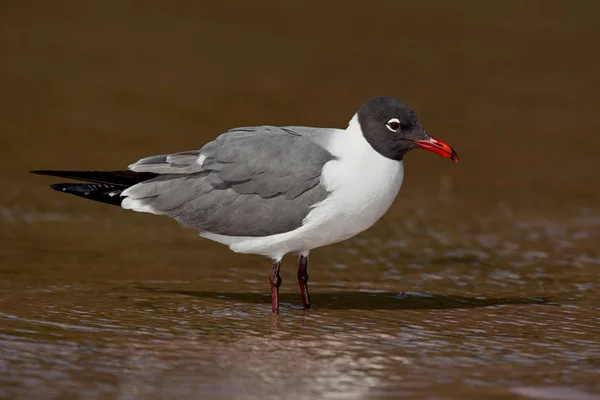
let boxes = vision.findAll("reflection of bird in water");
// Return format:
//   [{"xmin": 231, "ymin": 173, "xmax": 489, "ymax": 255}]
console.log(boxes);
[{"xmin": 32, "ymin": 96, "xmax": 458, "ymax": 313}]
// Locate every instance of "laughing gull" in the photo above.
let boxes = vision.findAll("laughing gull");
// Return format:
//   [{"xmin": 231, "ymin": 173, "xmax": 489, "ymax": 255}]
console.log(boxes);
[{"xmin": 32, "ymin": 96, "xmax": 458, "ymax": 313}]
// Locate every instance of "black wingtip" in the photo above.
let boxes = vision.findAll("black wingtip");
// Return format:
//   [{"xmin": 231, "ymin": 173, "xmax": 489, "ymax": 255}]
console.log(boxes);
[
  {"xmin": 47, "ymin": 182, "xmax": 125, "ymax": 206},
  {"xmin": 30, "ymin": 170, "xmax": 52, "ymax": 175},
  {"xmin": 29, "ymin": 170, "xmax": 157, "ymax": 185},
  {"xmin": 32, "ymin": 170, "xmax": 156, "ymax": 207},
  {"xmin": 50, "ymin": 183, "xmax": 68, "ymax": 192}
]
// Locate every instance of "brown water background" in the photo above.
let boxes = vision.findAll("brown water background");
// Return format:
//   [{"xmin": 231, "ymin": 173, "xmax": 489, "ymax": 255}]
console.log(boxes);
[{"xmin": 1, "ymin": 1, "xmax": 600, "ymax": 399}]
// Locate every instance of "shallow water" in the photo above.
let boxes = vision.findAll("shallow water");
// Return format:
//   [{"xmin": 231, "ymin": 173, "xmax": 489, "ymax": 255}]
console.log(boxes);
[{"xmin": 1, "ymin": 1, "xmax": 600, "ymax": 399}]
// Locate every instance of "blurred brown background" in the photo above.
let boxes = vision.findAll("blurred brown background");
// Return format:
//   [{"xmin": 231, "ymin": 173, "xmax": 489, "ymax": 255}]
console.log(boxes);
[{"xmin": 2, "ymin": 1, "xmax": 599, "ymax": 210}]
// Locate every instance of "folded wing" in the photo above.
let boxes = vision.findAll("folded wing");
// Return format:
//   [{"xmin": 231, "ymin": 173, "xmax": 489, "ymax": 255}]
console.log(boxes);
[{"xmin": 123, "ymin": 126, "xmax": 335, "ymax": 237}]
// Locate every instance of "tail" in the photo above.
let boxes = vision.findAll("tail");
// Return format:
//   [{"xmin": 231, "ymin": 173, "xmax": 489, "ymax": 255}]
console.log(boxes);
[{"xmin": 30, "ymin": 170, "xmax": 158, "ymax": 206}]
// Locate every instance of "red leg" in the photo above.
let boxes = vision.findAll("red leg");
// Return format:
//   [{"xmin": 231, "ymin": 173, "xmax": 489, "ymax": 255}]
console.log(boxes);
[
  {"xmin": 270, "ymin": 261, "xmax": 282, "ymax": 314},
  {"xmin": 298, "ymin": 255, "xmax": 311, "ymax": 310}
]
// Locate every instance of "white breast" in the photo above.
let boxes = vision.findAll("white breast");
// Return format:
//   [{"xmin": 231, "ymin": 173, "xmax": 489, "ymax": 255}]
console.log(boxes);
[{"xmin": 203, "ymin": 115, "xmax": 405, "ymax": 260}]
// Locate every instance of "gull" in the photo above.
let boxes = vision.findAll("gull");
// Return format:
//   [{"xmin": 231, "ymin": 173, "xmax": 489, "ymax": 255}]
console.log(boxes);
[{"xmin": 32, "ymin": 96, "xmax": 458, "ymax": 313}]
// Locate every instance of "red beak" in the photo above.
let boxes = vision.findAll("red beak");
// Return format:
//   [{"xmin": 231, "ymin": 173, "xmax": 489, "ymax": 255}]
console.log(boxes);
[{"xmin": 407, "ymin": 136, "xmax": 459, "ymax": 163}]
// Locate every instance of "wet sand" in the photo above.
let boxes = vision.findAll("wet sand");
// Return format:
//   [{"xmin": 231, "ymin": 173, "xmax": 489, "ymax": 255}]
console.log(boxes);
[{"xmin": 1, "ymin": 1, "xmax": 600, "ymax": 399}]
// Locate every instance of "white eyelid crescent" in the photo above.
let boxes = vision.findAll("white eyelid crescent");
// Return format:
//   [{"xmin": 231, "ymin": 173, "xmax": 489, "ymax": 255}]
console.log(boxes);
[{"xmin": 386, "ymin": 118, "xmax": 401, "ymax": 132}]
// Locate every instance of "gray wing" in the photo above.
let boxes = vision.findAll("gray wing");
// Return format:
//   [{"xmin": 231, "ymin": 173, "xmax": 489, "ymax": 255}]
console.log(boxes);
[{"xmin": 124, "ymin": 126, "xmax": 335, "ymax": 237}]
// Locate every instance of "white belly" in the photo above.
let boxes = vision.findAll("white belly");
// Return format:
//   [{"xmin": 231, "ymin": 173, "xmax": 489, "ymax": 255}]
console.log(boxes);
[
  {"xmin": 285, "ymin": 156, "xmax": 404, "ymax": 250},
  {"xmin": 201, "ymin": 121, "xmax": 405, "ymax": 260}
]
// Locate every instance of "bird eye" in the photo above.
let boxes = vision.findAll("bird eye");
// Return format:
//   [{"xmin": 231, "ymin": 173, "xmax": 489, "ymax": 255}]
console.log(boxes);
[{"xmin": 386, "ymin": 118, "xmax": 401, "ymax": 132}]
